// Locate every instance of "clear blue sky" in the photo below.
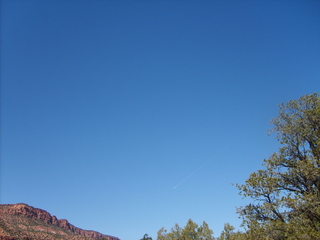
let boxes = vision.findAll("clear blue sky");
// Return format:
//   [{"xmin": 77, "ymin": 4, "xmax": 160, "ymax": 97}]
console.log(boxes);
[{"xmin": 1, "ymin": 1, "xmax": 319, "ymax": 239}]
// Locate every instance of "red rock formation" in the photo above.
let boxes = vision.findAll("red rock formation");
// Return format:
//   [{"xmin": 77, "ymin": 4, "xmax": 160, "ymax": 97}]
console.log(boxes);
[
  {"xmin": 0, "ymin": 237, "xmax": 18, "ymax": 240},
  {"xmin": 0, "ymin": 203, "xmax": 120, "ymax": 240}
]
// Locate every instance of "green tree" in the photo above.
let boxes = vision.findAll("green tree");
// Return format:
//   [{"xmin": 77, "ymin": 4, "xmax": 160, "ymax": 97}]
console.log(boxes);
[
  {"xmin": 141, "ymin": 233, "xmax": 153, "ymax": 240},
  {"xmin": 181, "ymin": 219, "xmax": 199, "ymax": 240},
  {"xmin": 198, "ymin": 221, "xmax": 215, "ymax": 240},
  {"xmin": 236, "ymin": 93, "xmax": 320, "ymax": 239},
  {"xmin": 218, "ymin": 223, "xmax": 235, "ymax": 240},
  {"xmin": 157, "ymin": 227, "xmax": 168, "ymax": 240},
  {"xmin": 157, "ymin": 219, "xmax": 214, "ymax": 240},
  {"xmin": 217, "ymin": 223, "xmax": 244, "ymax": 240}
]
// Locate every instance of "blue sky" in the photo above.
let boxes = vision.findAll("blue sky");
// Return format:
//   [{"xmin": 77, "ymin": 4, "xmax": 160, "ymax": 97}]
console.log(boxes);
[{"xmin": 1, "ymin": 0, "xmax": 319, "ymax": 239}]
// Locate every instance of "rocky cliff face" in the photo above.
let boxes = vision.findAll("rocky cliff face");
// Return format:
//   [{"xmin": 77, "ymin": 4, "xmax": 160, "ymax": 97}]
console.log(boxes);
[{"xmin": 0, "ymin": 203, "xmax": 120, "ymax": 240}]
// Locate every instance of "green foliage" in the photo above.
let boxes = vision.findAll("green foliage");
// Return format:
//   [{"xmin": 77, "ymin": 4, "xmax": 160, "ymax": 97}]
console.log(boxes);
[
  {"xmin": 216, "ymin": 223, "xmax": 245, "ymax": 240},
  {"xmin": 141, "ymin": 233, "xmax": 153, "ymax": 240},
  {"xmin": 236, "ymin": 93, "xmax": 320, "ymax": 239},
  {"xmin": 157, "ymin": 219, "xmax": 214, "ymax": 240}
]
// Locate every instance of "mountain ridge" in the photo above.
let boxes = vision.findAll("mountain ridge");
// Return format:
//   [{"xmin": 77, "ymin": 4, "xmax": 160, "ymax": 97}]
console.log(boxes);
[{"xmin": 0, "ymin": 203, "xmax": 120, "ymax": 240}]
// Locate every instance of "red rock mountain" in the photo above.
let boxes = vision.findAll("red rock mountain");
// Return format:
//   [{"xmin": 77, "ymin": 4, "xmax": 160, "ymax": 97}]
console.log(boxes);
[{"xmin": 0, "ymin": 203, "xmax": 120, "ymax": 240}]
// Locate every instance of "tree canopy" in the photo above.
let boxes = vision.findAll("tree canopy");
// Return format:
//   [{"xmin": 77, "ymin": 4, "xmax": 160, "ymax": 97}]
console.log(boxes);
[
  {"xmin": 217, "ymin": 223, "xmax": 244, "ymax": 240},
  {"xmin": 141, "ymin": 234, "xmax": 153, "ymax": 240},
  {"xmin": 236, "ymin": 93, "xmax": 320, "ymax": 239},
  {"xmin": 157, "ymin": 219, "xmax": 214, "ymax": 240}
]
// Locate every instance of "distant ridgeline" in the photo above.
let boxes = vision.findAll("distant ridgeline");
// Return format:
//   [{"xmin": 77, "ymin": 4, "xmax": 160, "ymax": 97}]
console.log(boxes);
[{"xmin": 0, "ymin": 203, "xmax": 120, "ymax": 240}]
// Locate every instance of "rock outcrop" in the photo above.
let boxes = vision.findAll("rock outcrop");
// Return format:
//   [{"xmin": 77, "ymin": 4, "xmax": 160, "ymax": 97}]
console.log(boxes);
[{"xmin": 0, "ymin": 203, "xmax": 120, "ymax": 240}]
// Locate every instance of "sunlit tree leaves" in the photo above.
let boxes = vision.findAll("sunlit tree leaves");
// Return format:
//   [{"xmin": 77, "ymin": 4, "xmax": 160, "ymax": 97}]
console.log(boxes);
[
  {"xmin": 237, "ymin": 93, "xmax": 320, "ymax": 239},
  {"xmin": 157, "ymin": 219, "xmax": 214, "ymax": 240}
]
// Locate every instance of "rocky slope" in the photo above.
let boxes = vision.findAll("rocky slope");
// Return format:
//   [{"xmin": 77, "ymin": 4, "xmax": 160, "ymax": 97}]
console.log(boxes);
[{"xmin": 0, "ymin": 203, "xmax": 120, "ymax": 240}]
